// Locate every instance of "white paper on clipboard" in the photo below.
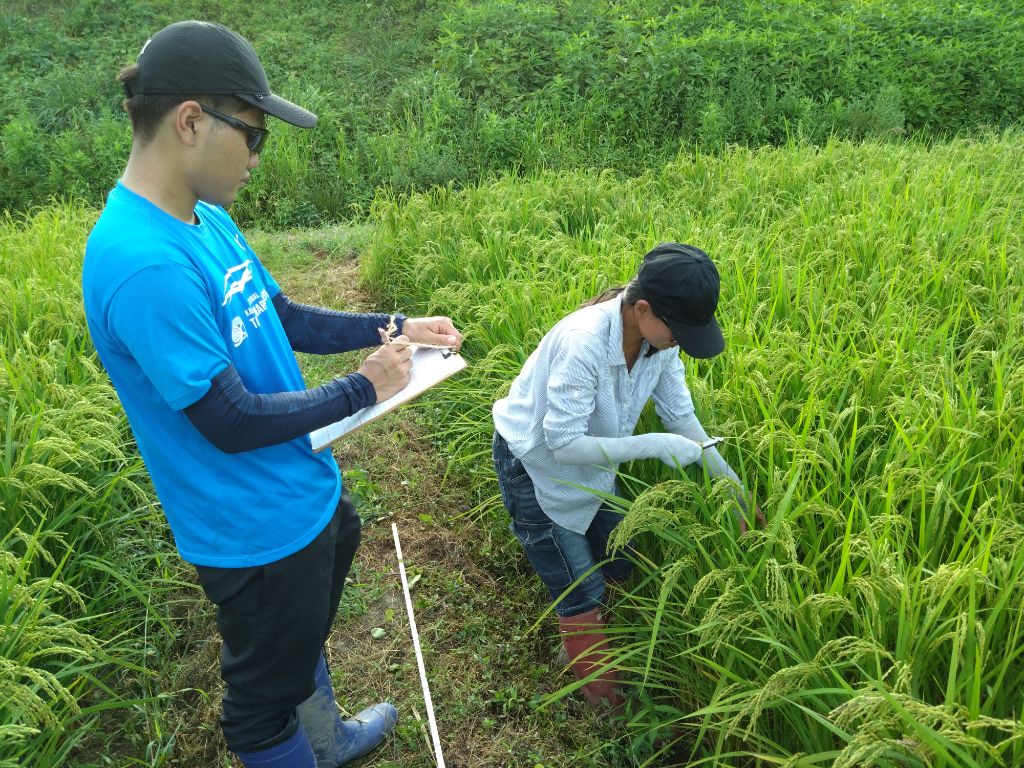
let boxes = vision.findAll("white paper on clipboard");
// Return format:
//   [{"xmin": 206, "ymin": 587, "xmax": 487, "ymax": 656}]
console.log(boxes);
[{"xmin": 310, "ymin": 347, "xmax": 467, "ymax": 451}]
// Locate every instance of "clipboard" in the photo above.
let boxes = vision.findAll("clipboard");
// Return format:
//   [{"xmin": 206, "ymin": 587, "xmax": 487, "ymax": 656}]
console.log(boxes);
[{"xmin": 310, "ymin": 347, "xmax": 467, "ymax": 451}]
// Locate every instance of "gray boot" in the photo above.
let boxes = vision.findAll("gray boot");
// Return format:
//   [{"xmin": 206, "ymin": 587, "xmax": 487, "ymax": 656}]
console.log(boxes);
[{"xmin": 296, "ymin": 654, "xmax": 398, "ymax": 767}]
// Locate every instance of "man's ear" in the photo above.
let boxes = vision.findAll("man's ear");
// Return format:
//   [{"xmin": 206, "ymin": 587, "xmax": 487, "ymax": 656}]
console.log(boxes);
[{"xmin": 175, "ymin": 100, "xmax": 203, "ymax": 146}]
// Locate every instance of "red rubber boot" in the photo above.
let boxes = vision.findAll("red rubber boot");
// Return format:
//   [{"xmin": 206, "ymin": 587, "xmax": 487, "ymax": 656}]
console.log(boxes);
[{"xmin": 558, "ymin": 608, "xmax": 624, "ymax": 713}]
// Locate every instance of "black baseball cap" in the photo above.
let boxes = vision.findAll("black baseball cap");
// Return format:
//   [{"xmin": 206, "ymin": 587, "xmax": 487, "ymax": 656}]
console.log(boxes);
[
  {"xmin": 637, "ymin": 243, "xmax": 725, "ymax": 359},
  {"xmin": 123, "ymin": 21, "xmax": 317, "ymax": 128}
]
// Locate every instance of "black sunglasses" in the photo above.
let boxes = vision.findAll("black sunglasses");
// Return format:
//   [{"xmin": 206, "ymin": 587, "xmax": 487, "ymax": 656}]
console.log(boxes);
[{"xmin": 200, "ymin": 105, "xmax": 270, "ymax": 153}]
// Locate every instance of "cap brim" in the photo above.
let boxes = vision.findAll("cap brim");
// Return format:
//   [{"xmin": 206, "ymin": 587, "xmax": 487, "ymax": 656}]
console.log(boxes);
[
  {"xmin": 668, "ymin": 315, "xmax": 724, "ymax": 359},
  {"xmin": 238, "ymin": 93, "xmax": 318, "ymax": 128}
]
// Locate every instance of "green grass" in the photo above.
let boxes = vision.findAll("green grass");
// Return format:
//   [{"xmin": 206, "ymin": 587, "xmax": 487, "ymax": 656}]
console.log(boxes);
[
  {"xmin": 360, "ymin": 134, "xmax": 1024, "ymax": 766},
  {"xmin": 0, "ymin": 1, "xmax": 1021, "ymax": 765}
]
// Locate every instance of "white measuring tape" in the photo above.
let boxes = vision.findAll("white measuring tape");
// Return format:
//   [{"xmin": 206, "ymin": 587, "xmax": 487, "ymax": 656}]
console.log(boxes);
[{"xmin": 392, "ymin": 523, "xmax": 446, "ymax": 767}]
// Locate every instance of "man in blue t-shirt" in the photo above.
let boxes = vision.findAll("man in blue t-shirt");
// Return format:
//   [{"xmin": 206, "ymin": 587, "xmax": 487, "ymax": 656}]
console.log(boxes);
[{"xmin": 82, "ymin": 21, "xmax": 463, "ymax": 768}]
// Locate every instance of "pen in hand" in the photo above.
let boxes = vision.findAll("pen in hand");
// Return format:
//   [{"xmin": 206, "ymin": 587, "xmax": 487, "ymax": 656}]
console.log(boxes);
[{"xmin": 378, "ymin": 326, "xmax": 455, "ymax": 351}]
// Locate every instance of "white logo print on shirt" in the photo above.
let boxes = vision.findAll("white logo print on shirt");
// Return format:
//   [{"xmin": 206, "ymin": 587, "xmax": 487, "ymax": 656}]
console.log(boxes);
[
  {"xmin": 231, "ymin": 316, "xmax": 248, "ymax": 347},
  {"xmin": 222, "ymin": 260, "xmax": 253, "ymax": 306}
]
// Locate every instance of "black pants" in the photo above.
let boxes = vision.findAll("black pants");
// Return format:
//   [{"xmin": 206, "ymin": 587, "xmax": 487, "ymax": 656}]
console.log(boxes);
[{"xmin": 195, "ymin": 493, "xmax": 361, "ymax": 752}]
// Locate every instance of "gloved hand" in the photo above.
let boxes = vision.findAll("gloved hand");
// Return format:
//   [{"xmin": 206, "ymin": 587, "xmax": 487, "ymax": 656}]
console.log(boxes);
[{"xmin": 647, "ymin": 433, "xmax": 703, "ymax": 468}]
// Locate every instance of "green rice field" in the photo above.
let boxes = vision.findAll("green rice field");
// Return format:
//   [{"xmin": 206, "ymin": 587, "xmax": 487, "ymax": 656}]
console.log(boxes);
[
  {"xmin": 2, "ymin": 0, "xmax": 1023, "ymax": 765},
  {"xmin": 4, "ymin": 133, "xmax": 1023, "ymax": 768},
  {"xmin": 360, "ymin": 135, "xmax": 1024, "ymax": 766}
]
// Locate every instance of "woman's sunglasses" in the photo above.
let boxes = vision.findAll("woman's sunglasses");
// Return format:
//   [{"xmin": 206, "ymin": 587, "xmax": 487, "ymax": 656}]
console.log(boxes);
[{"xmin": 200, "ymin": 105, "xmax": 270, "ymax": 153}]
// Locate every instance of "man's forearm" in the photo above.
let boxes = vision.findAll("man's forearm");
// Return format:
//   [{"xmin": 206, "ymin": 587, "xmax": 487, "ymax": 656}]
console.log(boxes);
[
  {"xmin": 184, "ymin": 364, "xmax": 375, "ymax": 452},
  {"xmin": 272, "ymin": 292, "xmax": 404, "ymax": 354}
]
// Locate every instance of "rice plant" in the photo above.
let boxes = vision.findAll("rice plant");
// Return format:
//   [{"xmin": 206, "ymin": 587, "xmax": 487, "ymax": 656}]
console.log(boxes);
[
  {"xmin": 361, "ymin": 133, "xmax": 1024, "ymax": 765},
  {"xmin": 1, "ymin": 204, "xmax": 195, "ymax": 765}
]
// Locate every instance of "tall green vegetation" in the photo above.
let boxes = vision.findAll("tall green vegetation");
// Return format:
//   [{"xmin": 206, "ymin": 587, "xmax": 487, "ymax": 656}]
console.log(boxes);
[
  {"xmin": 0, "ymin": 205, "xmax": 189, "ymax": 766},
  {"xmin": 3, "ymin": 2, "xmax": 1023, "ymax": 765},
  {"xmin": 362, "ymin": 135, "xmax": 1024, "ymax": 765},
  {"xmin": 2, "ymin": 0, "xmax": 1023, "ymax": 225},
  {"xmin": 436, "ymin": 0, "xmax": 1022, "ymax": 143}
]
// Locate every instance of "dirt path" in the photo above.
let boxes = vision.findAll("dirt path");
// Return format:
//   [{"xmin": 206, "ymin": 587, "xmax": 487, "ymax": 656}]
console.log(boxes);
[{"xmin": 165, "ymin": 241, "xmax": 621, "ymax": 768}]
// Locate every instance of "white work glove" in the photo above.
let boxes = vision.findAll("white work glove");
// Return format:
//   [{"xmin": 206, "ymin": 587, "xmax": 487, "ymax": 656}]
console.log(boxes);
[{"xmin": 552, "ymin": 433, "xmax": 702, "ymax": 469}]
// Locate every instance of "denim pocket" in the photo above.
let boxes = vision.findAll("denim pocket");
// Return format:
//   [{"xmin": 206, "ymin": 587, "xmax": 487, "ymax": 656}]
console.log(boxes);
[
  {"xmin": 510, "ymin": 513, "xmax": 553, "ymax": 548},
  {"xmin": 510, "ymin": 515, "xmax": 572, "ymax": 591},
  {"xmin": 493, "ymin": 432, "xmax": 529, "ymax": 510}
]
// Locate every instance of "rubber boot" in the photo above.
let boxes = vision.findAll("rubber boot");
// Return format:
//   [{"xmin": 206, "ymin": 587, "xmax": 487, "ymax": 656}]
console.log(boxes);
[
  {"xmin": 558, "ymin": 608, "xmax": 624, "ymax": 713},
  {"xmin": 235, "ymin": 720, "xmax": 317, "ymax": 767},
  {"xmin": 296, "ymin": 654, "xmax": 398, "ymax": 767}
]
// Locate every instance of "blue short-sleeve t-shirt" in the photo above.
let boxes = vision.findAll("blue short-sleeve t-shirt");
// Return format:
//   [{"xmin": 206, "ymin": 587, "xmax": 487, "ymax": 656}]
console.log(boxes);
[{"xmin": 82, "ymin": 183, "xmax": 341, "ymax": 567}]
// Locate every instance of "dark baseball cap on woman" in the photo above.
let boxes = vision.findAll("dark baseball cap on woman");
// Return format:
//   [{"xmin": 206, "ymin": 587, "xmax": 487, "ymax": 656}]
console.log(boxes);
[
  {"xmin": 123, "ymin": 21, "xmax": 318, "ymax": 128},
  {"xmin": 637, "ymin": 243, "xmax": 725, "ymax": 359}
]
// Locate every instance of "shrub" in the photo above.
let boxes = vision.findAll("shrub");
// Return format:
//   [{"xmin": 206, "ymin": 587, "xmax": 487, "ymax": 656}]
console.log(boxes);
[{"xmin": 3, "ymin": 0, "xmax": 1024, "ymax": 223}]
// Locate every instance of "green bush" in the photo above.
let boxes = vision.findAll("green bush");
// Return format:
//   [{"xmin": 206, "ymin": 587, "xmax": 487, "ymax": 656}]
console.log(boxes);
[
  {"xmin": 0, "ymin": 115, "xmax": 51, "ymax": 211},
  {"xmin": 2, "ymin": 0, "xmax": 1023, "ymax": 225},
  {"xmin": 437, "ymin": 0, "xmax": 1024, "ymax": 144}
]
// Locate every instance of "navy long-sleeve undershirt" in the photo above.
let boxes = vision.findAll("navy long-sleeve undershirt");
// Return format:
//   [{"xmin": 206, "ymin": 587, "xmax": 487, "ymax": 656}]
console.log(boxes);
[
  {"xmin": 184, "ymin": 293, "xmax": 405, "ymax": 453},
  {"xmin": 184, "ymin": 365, "xmax": 375, "ymax": 453},
  {"xmin": 272, "ymin": 292, "xmax": 404, "ymax": 354}
]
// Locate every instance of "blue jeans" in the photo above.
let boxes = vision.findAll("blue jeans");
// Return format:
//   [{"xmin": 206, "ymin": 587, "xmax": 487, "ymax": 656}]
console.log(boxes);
[{"xmin": 492, "ymin": 431, "xmax": 633, "ymax": 617}]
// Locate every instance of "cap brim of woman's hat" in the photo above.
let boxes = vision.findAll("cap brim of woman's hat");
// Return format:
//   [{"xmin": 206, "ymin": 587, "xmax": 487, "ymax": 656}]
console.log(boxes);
[
  {"xmin": 669, "ymin": 315, "xmax": 725, "ymax": 359},
  {"xmin": 237, "ymin": 93, "xmax": 318, "ymax": 128}
]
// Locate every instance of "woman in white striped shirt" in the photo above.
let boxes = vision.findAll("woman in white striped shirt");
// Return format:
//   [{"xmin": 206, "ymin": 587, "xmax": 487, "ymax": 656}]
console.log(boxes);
[{"xmin": 492, "ymin": 242, "xmax": 760, "ymax": 713}]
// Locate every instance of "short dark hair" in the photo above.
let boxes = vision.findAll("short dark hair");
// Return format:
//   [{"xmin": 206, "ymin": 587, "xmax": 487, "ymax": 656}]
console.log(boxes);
[{"xmin": 116, "ymin": 64, "xmax": 249, "ymax": 144}]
